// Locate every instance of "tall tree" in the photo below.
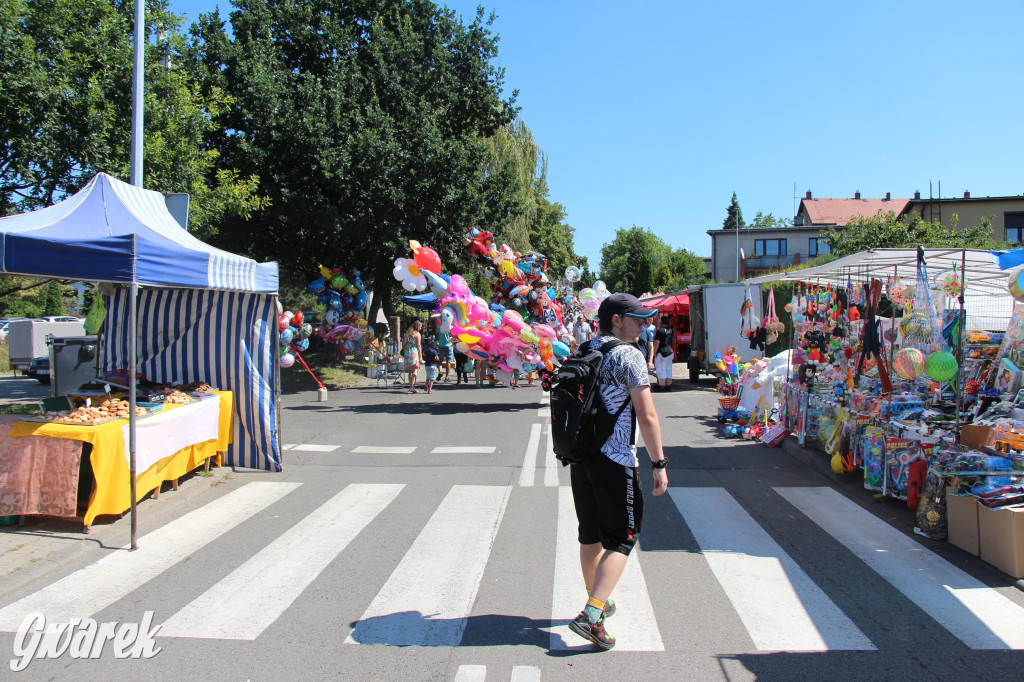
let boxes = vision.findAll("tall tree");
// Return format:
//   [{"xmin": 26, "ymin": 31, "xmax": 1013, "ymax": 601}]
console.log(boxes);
[
  {"xmin": 184, "ymin": 1, "xmax": 522, "ymax": 320},
  {"xmin": 0, "ymin": 0, "xmax": 265, "ymax": 235},
  {"xmin": 42, "ymin": 281, "xmax": 66, "ymax": 316},
  {"xmin": 599, "ymin": 226, "xmax": 667, "ymax": 295},
  {"xmin": 526, "ymin": 178, "xmax": 586, "ymax": 280},
  {"xmin": 722, "ymin": 191, "xmax": 745, "ymax": 232},
  {"xmin": 749, "ymin": 211, "xmax": 791, "ymax": 230}
]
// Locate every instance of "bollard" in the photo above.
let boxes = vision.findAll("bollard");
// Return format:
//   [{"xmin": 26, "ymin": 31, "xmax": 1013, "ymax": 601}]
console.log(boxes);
[{"xmin": 317, "ymin": 386, "xmax": 328, "ymax": 402}]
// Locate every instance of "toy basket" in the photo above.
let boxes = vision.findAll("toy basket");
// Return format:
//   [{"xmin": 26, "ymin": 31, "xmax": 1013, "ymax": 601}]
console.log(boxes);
[{"xmin": 718, "ymin": 396, "xmax": 740, "ymax": 411}]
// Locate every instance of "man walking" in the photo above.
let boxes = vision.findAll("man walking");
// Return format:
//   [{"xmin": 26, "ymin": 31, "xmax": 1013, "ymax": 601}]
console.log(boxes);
[{"xmin": 569, "ymin": 293, "xmax": 669, "ymax": 650}]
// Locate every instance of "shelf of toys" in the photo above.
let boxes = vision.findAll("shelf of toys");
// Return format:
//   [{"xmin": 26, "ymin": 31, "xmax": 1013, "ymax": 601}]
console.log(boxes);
[{"xmin": 764, "ymin": 252, "xmax": 1024, "ymax": 574}]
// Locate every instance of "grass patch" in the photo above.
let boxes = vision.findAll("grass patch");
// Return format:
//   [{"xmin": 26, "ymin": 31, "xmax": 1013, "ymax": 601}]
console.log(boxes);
[
  {"xmin": 6, "ymin": 544, "xmax": 24, "ymax": 553},
  {"xmin": 210, "ymin": 473, "xmax": 234, "ymax": 487},
  {"xmin": 279, "ymin": 350, "xmax": 369, "ymax": 392},
  {"xmin": 0, "ymin": 403, "xmax": 39, "ymax": 415},
  {"xmin": 0, "ymin": 340, "xmax": 8, "ymax": 373}
]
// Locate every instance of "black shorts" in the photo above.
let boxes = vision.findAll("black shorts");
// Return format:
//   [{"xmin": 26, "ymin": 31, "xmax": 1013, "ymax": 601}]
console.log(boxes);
[{"xmin": 570, "ymin": 454, "xmax": 643, "ymax": 555}]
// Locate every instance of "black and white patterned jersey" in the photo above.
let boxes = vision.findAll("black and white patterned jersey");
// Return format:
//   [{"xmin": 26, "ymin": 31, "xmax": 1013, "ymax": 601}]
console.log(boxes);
[{"xmin": 591, "ymin": 333, "xmax": 651, "ymax": 467}]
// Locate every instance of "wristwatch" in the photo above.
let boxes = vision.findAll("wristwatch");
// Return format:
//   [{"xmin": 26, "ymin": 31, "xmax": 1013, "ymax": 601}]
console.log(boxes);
[{"xmin": 652, "ymin": 458, "xmax": 669, "ymax": 469}]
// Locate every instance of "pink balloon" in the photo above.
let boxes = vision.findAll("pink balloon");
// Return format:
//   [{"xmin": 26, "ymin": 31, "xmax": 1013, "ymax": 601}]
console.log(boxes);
[{"xmin": 280, "ymin": 353, "xmax": 295, "ymax": 368}]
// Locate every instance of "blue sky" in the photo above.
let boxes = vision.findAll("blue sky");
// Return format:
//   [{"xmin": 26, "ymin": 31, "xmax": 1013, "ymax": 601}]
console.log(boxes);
[{"xmin": 169, "ymin": 0, "xmax": 1024, "ymax": 269}]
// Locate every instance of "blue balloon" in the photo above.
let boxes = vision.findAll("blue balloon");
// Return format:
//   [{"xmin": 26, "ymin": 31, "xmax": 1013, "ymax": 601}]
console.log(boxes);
[
  {"xmin": 280, "ymin": 328, "xmax": 295, "ymax": 345},
  {"xmin": 355, "ymin": 291, "xmax": 368, "ymax": 309},
  {"xmin": 294, "ymin": 337, "xmax": 309, "ymax": 351}
]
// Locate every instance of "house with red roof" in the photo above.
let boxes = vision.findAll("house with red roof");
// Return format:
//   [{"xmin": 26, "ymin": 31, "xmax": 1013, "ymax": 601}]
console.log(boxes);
[{"xmin": 707, "ymin": 190, "xmax": 909, "ymax": 282}]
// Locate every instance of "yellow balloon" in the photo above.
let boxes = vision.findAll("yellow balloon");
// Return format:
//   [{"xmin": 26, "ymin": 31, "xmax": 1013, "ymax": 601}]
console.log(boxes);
[{"xmin": 499, "ymin": 260, "xmax": 515, "ymax": 277}]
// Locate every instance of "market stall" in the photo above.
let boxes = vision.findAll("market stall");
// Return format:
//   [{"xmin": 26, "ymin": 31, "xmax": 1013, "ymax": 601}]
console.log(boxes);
[
  {"xmin": 639, "ymin": 292, "xmax": 692, "ymax": 358},
  {"xmin": 715, "ymin": 248, "xmax": 1024, "ymax": 578},
  {"xmin": 0, "ymin": 173, "xmax": 280, "ymax": 539}
]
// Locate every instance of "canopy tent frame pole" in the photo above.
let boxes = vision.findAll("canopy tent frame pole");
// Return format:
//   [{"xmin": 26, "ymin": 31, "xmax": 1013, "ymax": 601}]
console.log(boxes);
[
  {"xmin": 128, "ymin": 280, "xmax": 138, "ymax": 551},
  {"xmin": 955, "ymin": 249, "xmax": 967, "ymax": 444}
]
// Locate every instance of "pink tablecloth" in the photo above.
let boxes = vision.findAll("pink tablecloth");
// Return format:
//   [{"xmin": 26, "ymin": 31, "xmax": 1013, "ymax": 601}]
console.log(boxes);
[{"xmin": 0, "ymin": 415, "xmax": 82, "ymax": 517}]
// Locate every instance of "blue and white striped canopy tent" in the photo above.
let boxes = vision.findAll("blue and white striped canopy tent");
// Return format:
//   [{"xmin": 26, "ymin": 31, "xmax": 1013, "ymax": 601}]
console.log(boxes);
[{"xmin": 0, "ymin": 172, "xmax": 282, "ymax": 471}]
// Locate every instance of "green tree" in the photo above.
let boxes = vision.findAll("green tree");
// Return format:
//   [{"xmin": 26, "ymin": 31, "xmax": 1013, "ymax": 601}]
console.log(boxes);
[
  {"xmin": 664, "ymin": 248, "xmax": 708, "ymax": 290},
  {"xmin": 722, "ymin": 191, "xmax": 745, "ymax": 232},
  {"xmin": 599, "ymin": 227, "xmax": 668, "ymax": 295},
  {"xmin": 526, "ymin": 178, "xmax": 586, "ymax": 280},
  {"xmin": 825, "ymin": 211, "xmax": 995, "ymax": 257},
  {"xmin": 749, "ymin": 211, "xmax": 791, "ymax": 230},
  {"xmin": 185, "ymin": 1, "xmax": 522, "ymax": 322},
  {"xmin": 42, "ymin": 280, "xmax": 66, "ymax": 316},
  {"xmin": 0, "ymin": 0, "xmax": 265, "ymax": 234}
]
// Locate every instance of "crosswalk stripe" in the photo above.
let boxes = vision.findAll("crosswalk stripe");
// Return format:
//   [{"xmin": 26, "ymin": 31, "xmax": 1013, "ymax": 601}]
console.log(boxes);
[
  {"xmin": 777, "ymin": 486, "xmax": 1024, "ymax": 650},
  {"xmin": 511, "ymin": 666, "xmax": 541, "ymax": 682},
  {"xmin": 345, "ymin": 485, "xmax": 512, "ymax": 646},
  {"xmin": 282, "ymin": 444, "xmax": 296, "ymax": 450},
  {"xmin": 0, "ymin": 481, "xmax": 301, "ymax": 632},
  {"xmin": 538, "ymin": 390, "xmax": 550, "ymax": 418},
  {"xmin": 454, "ymin": 665, "xmax": 487, "ymax": 682},
  {"xmin": 669, "ymin": 487, "xmax": 875, "ymax": 651},
  {"xmin": 289, "ymin": 444, "xmax": 340, "ymax": 452},
  {"xmin": 158, "ymin": 484, "xmax": 404, "ymax": 640},
  {"xmin": 518, "ymin": 423, "xmax": 542, "ymax": 487},
  {"xmin": 543, "ymin": 424, "xmax": 560, "ymax": 487},
  {"xmin": 351, "ymin": 446, "xmax": 417, "ymax": 454},
  {"xmin": 431, "ymin": 446, "xmax": 496, "ymax": 454},
  {"xmin": 550, "ymin": 486, "xmax": 664, "ymax": 651}
]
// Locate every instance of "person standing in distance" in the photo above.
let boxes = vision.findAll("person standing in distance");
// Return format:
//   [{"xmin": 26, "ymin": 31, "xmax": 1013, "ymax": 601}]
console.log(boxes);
[
  {"xmin": 650, "ymin": 315, "xmax": 675, "ymax": 392},
  {"xmin": 568, "ymin": 293, "xmax": 669, "ymax": 650}
]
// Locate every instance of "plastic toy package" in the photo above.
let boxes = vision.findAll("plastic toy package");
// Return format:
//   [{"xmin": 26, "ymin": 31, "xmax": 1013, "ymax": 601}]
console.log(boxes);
[{"xmin": 862, "ymin": 426, "xmax": 886, "ymax": 491}]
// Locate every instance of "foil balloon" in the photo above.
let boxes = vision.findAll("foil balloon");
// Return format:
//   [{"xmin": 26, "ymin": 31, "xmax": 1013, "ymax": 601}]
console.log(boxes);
[
  {"xmin": 1009, "ymin": 266, "xmax": 1024, "ymax": 303},
  {"xmin": 409, "ymin": 239, "xmax": 442, "ymax": 274}
]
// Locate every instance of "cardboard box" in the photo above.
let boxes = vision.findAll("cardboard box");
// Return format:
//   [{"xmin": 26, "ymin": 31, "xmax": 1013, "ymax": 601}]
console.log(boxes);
[
  {"xmin": 978, "ymin": 503, "xmax": 1024, "ymax": 579},
  {"xmin": 946, "ymin": 490, "xmax": 980, "ymax": 556},
  {"xmin": 959, "ymin": 424, "xmax": 995, "ymax": 450}
]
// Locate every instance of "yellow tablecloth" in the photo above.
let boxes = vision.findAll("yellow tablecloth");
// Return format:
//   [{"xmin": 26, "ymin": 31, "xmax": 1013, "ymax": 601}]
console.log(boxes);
[{"xmin": 9, "ymin": 391, "xmax": 233, "ymax": 526}]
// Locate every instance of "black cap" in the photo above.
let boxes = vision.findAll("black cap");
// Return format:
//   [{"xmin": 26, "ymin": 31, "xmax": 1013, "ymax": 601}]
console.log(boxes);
[{"xmin": 598, "ymin": 293, "xmax": 657, "ymax": 324}]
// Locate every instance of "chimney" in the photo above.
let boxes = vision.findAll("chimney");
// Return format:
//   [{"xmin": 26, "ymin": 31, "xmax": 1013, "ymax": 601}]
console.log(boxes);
[
  {"xmin": 854, "ymin": 190, "xmax": 861, "ymax": 200},
  {"xmin": 805, "ymin": 190, "xmax": 812, "ymax": 200},
  {"xmin": 885, "ymin": 192, "xmax": 891, "ymax": 201},
  {"xmin": 914, "ymin": 190, "xmax": 921, "ymax": 200},
  {"xmin": 964, "ymin": 190, "xmax": 971, "ymax": 198}
]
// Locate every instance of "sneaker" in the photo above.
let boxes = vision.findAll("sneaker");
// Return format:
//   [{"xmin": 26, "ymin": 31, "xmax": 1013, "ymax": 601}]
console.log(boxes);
[
  {"xmin": 603, "ymin": 599, "xmax": 616, "ymax": 618},
  {"xmin": 569, "ymin": 612, "xmax": 615, "ymax": 650}
]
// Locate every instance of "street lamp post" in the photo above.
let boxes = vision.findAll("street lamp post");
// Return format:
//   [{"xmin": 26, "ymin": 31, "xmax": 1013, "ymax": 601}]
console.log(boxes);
[{"xmin": 735, "ymin": 213, "xmax": 740, "ymax": 281}]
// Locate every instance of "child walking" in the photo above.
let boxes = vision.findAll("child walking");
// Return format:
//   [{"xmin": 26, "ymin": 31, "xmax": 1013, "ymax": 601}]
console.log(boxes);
[{"xmin": 422, "ymin": 339, "xmax": 440, "ymax": 394}]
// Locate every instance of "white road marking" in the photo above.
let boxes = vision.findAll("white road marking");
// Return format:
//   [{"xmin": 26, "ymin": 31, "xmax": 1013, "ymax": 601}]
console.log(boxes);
[
  {"xmin": 518, "ymin": 424, "xmax": 542, "ymax": 487},
  {"xmin": 159, "ymin": 484, "xmax": 404, "ymax": 640},
  {"xmin": 549, "ymin": 486, "xmax": 664, "ymax": 651},
  {"xmin": 282, "ymin": 444, "xmax": 296, "ymax": 450},
  {"xmin": 511, "ymin": 666, "xmax": 541, "ymax": 682},
  {"xmin": 777, "ymin": 486, "xmax": 1024, "ymax": 650},
  {"xmin": 543, "ymin": 423, "xmax": 561, "ymax": 487},
  {"xmin": 454, "ymin": 665, "xmax": 487, "ymax": 682},
  {"xmin": 351, "ymin": 446, "xmax": 417, "ymax": 454},
  {"xmin": 431, "ymin": 446, "xmax": 496, "ymax": 454},
  {"xmin": 669, "ymin": 487, "xmax": 875, "ymax": 651},
  {"xmin": 538, "ymin": 391, "xmax": 550, "ymax": 417},
  {"xmin": 289, "ymin": 444, "xmax": 340, "ymax": 452},
  {"xmin": 346, "ymin": 485, "xmax": 512, "ymax": 646},
  {"xmin": 0, "ymin": 482, "xmax": 301, "ymax": 631}
]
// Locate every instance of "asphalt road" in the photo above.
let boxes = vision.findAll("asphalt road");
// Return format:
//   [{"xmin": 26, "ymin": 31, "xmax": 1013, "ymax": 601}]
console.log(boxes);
[{"xmin": 1, "ymin": 377, "xmax": 1023, "ymax": 681}]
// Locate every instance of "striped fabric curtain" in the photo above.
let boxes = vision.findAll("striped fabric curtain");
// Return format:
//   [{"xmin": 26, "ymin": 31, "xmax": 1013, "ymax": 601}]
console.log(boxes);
[{"xmin": 102, "ymin": 288, "xmax": 282, "ymax": 471}]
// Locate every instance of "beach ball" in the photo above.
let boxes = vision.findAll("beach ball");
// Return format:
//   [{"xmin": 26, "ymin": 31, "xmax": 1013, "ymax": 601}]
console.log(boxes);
[
  {"xmin": 894, "ymin": 347, "xmax": 926, "ymax": 381},
  {"xmin": 925, "ymin": 350, "xmax": 958, "ymax": 382},
  {"xmin": 1009, "ymin": 267, "xmax": 1024, "ymax": 303}
]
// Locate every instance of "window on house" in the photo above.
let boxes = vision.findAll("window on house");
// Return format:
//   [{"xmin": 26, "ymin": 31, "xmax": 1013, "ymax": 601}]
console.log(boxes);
[
  {"xmin": 754, "ymin": 239, "xmax": 787, "ymax": 256},
  {"xmin": 1007, "ymin": 213, "xmax": 1024, "ymax": 244},
  {"xmin": 809, "ymin": 238, "xmax": 831, "ymax": 256}
]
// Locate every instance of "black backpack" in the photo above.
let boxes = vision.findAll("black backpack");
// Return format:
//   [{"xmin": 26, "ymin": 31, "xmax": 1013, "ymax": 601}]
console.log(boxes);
[{"xmin": 549, "ymin": 339, "xmax": 631, "ymax": 466}]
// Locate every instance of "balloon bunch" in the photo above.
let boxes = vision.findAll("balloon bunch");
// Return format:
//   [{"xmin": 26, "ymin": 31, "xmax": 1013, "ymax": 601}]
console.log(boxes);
[
  {"xmin": 308, "ymin": 265, "xmax": 373, "ymax": 355},
  {"xmin": 277, "ymin": 309, "xmax": 313, "ymax": 368},
  {"xmin": 394, "ymin": 238, "xmax": 575, "ymax": 383}
]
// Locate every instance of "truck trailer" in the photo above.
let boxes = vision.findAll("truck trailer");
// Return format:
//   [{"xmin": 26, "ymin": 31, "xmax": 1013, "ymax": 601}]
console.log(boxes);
[
  {"xmin": 7, "ymin": 319, "xmax": 86, "ymax": 371},
  {"xmin": 685, "ymin": 283, "xmax": 763, "ymax": 382}
]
